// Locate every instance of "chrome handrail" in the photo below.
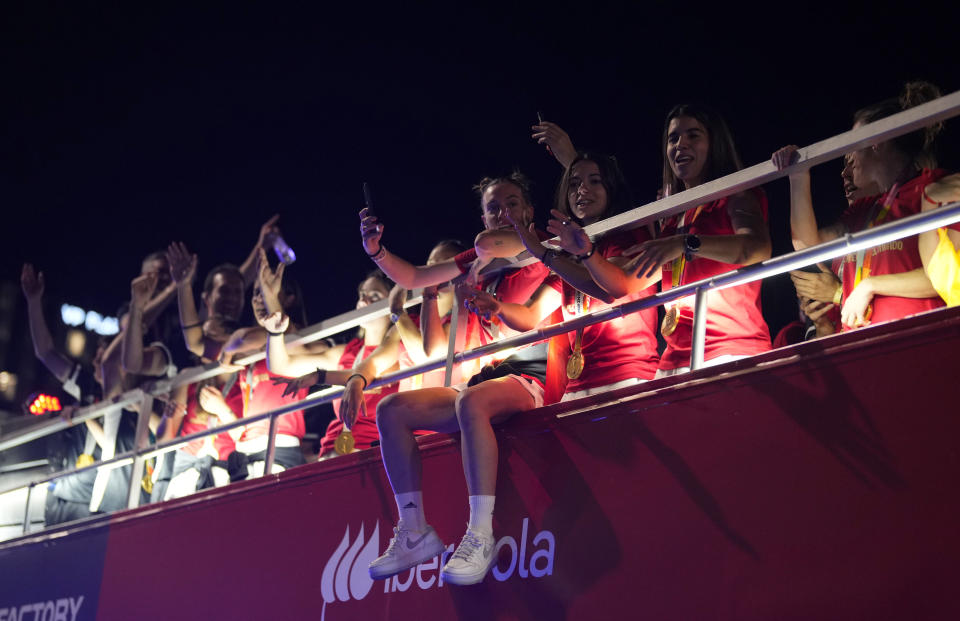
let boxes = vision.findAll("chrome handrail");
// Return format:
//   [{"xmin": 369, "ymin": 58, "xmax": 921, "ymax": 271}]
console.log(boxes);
[{"xmin": 3, "ymin": 90, "xmax": 958, "ymax": 535}]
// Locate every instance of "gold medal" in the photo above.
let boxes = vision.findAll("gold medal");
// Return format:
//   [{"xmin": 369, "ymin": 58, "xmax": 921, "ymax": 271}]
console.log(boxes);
[
  {"xmin": 334, "ymin": 430, "xmax": 355, "ymax": 455},
  {"xmin": 566, "ymin": 327, "xmax": 585, "ymax": 379},
  {"xmin": 661, "ymin": 306, "xmax": 679, "ymax": 337},
  {"xmin": 566, "ymin": 292, "xmax": 588, "ymax": 380},
  {"xmin": 566, "ymin": 351, "xmax": 584, "ymax": 379}
]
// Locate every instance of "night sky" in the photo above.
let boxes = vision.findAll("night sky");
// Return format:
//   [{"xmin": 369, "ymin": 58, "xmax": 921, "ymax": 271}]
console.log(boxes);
[{"xmin": 2, "ymin": 2, "xmax": 959, "ymax": 405}]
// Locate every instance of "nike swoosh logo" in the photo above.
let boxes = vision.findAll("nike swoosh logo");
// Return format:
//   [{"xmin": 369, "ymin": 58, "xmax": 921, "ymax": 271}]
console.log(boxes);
[{"xmin": 406, "ymin": 532, "xmax": 431, "ymax": 550}]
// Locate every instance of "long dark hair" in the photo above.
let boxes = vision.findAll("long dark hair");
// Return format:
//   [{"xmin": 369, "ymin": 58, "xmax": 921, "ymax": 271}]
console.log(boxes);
[
  {"xmin": 554, "ymin": 152, "xmax": 633, "ymax": 226},
  {"xmin": 853, "ymin": 81, "xmax": 943, "ymax": 170},
  {"xmin": 662, "ymin": 103, "xmax": 743, "ymax": 195}
]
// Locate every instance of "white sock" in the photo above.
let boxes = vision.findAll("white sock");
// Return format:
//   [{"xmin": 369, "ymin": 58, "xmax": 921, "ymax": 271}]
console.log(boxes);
[
  {"xmin": 468, "ymin": 495, "xmax": 495, "ymax": 535},
  {"xmin": 396, "ymin": 491, "xmax": 426, "ymax": 533}
]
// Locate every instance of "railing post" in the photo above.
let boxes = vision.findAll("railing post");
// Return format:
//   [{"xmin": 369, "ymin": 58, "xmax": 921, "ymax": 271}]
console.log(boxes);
[
  {"xmin": 126, "ymin": 393, "xmax": 154, "ymax": 510},
  {"xmin": 22, "ymin": 483, "xmax": 34, "ymax": 535},
  {"xmin": 443, "ymin": 298, "xmax": 461, "ymax": 387},
  {"xmin": 263, "ymin": 414, "xmax": 278, "ymax": 476},
  {"xmin": 690, "ymin": 286, "xmax": 708, "ymax": 371}
]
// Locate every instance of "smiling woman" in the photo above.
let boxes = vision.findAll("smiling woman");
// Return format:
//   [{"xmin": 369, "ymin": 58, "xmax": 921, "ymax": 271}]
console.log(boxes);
[{"xmin": 562, "ymin": 104, "xmax": 774, "ymax": 376}]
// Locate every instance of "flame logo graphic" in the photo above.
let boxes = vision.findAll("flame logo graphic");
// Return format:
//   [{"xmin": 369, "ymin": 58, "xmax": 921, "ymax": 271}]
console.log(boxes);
[{"xmin": 320, "ymin": 522, "xmax": 380, "ymax": 620}]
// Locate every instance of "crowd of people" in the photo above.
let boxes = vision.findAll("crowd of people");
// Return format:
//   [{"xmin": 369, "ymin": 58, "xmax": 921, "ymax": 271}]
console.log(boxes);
[{"xmin": 17, "ymin": 81, "xmax": 960, "ymax": 586}]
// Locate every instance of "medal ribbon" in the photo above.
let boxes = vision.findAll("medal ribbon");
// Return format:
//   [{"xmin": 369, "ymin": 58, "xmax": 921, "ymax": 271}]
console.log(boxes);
[
  {"xmin": 853, "ymin": 183, "xmax": 900, "ymax": 289},
  {"xmin": 668, "ymin": 204, "xmax": 707, "ymax": 291},
  {"xmin": 571, "ymin": 290, "xmax": 587, "ymax": 356}
]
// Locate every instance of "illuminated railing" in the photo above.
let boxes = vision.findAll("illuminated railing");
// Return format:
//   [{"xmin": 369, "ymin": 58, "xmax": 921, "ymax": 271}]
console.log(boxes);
[{"xmin": 2, "ymin": 90, "xmax": 959, "ymax": 539}]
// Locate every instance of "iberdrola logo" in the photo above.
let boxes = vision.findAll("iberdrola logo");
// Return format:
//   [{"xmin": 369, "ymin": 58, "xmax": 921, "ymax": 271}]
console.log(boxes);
[
  {"xmin": 320, "ymin": 518, "xmax": 555, "ymax": 620},
  {"xmin": 320, "ymin": 522, "xmax": 380, "ymax": 621}
]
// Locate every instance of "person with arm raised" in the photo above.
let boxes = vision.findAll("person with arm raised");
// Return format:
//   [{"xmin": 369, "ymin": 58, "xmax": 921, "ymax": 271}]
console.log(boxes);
[
  {"xmin": 507, "ymin": 151, "xmax": 661, "ymax": 398},
  {"xmin": 774, "ymin": 82, "xmax": 949, "ymax": 329},
  {"xmin": 364, "ymin": 173, "xmax": 556, "ymax": 587},
  {"xmin": 566, "ymin": 105, "xmax": 772, "ymax": 376}
]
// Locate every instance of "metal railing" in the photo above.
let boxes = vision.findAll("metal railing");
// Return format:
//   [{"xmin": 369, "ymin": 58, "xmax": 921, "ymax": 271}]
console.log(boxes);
[{"xmin": 2, "ymin": 90, "xmax": 959, "ymax": 538}]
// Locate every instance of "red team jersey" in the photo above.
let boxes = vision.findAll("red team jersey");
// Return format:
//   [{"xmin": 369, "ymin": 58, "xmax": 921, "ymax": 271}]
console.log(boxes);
[
  {"xmin": 548, "ymin": 228, "xmax": 660, "ymax": 391},
  {"xmin": 238, "ymin": 359, "xmax": 306, "ymax": 442},
  {"xmin": 659, "ymin": 190, "xmax": 772, "ymax": 370},
  {"xmin": 321, "ymin": 338, "xmax": 401, "ymax": 454},
  {"xmin": 837, "ymin": 169, "xmax": 946, "ymax": 328}
]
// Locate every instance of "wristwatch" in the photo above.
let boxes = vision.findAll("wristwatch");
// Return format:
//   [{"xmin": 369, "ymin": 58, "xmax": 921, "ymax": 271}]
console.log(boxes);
[
  {"xmin": 683, "ymin": 234, "xmax": 701, "ymax": 261},
  {"xmin": 389, "ymin": 312, "xmax": 402, "ymax": 323}
]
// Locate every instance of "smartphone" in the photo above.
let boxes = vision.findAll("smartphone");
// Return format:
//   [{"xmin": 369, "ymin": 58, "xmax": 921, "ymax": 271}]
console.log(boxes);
[{"xmin": 362, "ymin": 181, "xmax": 375, "ymax": 217}]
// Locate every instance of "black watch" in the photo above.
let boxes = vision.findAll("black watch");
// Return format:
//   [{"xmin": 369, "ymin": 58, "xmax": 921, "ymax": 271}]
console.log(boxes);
[{"xmin": 683, "ymin": 234, "xmax": 701, "ymax": 261}]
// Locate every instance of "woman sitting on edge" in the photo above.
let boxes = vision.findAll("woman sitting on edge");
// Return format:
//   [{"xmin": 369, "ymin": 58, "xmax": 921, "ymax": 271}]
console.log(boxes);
[{"xmin": 349, "ymin": 173, "xmax": 554, "ymax": 586}]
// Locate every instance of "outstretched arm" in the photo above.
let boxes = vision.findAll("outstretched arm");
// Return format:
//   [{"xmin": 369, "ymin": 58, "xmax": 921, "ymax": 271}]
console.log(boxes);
[
  {"xmin": 166, "ymin": 242, "xmax": 204, "ymax": 357},
  {"xmin": 505, "ymin": 207, "xmax": 614, "ymax": 302},
  {"xmin": 122, "ymin": 272, "xmax": 171, "ymax": 376},
  {"xmin": 530, "ymin": 120, "xmax": 577, "ymax": 168},
  {"xmin": 239, "ymin": 214, "xmax": 281, "ymax": 291},
  {"xmin": 21, "ymin": 264, "xmax": 73, "ymax": 381},
  {"xmin": 772, "ymin": 145, "xmax": 847, "ymax": 249},
  {"xmin": 544, "ymin": 212, "xmax": 661, "ymax": 298},
  {"xmin": 464, "ymin": 283, "xmax": 563, "ymax": 333},
  {"xmin": 359, "ymin": 207, "xmax": 462, "ymax": 287},
  {"xmin": 258, "ymin": 310, "xmax": 345, "ymax": 377}
]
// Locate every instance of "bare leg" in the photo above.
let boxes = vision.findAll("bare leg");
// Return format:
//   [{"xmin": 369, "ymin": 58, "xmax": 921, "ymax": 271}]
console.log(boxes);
[
  {"xmin": 454, "ymin": 377, "xmax": 535, "ymax": 496},
  {"xmin": 376, "ymin": 388, "xmax": 460, "ymax": 494}
]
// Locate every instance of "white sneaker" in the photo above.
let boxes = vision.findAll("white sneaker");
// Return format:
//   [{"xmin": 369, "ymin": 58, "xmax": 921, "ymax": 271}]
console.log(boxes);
[
  {"xmin": 440, "ymin": 528, "xmax": 497, "ymax": 586},
  {"xmin": 368, "ymin": 522, "xmax": 446, "ymax": 580}
]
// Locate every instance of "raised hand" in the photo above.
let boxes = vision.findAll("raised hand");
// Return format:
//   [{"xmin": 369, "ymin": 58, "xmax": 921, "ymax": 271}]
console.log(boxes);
[
  {"xmin": 546, "ymin": 209, "xmax": 592, "ymax": 256},
  {"xmin": 530, "ymin": 120, "xmax": 576, "ymax": 168},
  {"xmin": 504, "ymin": 204, "xmax": 545, "ymax": 256},
  {"xmin": 20, "ymin": 263, "xmax": 45, "ymax": 302},
  {"xmin": 271, "ymin": 371, "xmax": 319, "ymax": 398},
  {"xmin": 257, "ymin": 214, "xmax": 281, "ymax": 248},
  {"xmin": 166, "ymin": 241, "xmax": 198, "ymax": 285},
  {"xmin": 130, "ymin": 272, "xmax": 159, "ymax": 309},
  {"xmin": 359, "ymin": 207, "xmax": 384, "ymax": 255},
  {"xmin": 256, "ymin": 247, "xmax": 285, "ymax": 310},
  {"xmin": 790, "ymin": 264, "xmax": 841, "ymax": 303},
  {"xmin": 771, "ymin": 145, "xmax": 800, "ymax": 171},
  {"xmin": 623, "ymin": 236, "xmax": 685, "ymax": 279}
]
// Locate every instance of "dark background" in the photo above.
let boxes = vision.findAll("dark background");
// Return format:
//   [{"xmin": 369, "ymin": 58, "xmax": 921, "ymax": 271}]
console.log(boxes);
[{"xmin": 1, "ymin": 1, "xmax": 958, "ymax": 414}]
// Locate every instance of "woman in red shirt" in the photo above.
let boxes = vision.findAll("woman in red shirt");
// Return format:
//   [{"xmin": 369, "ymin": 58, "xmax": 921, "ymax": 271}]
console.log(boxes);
[
  {"xmin": 479, "ymin": 152, "xmax": 660, "ymax": 399},
  {"xmin": 559, "ymin": 104, "xmax": 773, "ymax": 375},
  {"xmin": 773, "ymin": 81, "xmax": 947, "ymax": 330}
]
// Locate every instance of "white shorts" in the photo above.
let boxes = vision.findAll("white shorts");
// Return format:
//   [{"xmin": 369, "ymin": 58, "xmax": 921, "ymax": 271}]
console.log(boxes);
[
  {"xmin": 561, "ymin": 377, "xmax": 644, "ymax": 402},
  {"xmin": 654, "ymin": 354, "xmax": 749, "ymax": 379},
  {"xmin": 450, "ymin": 374, "xmax": 545, "ymax": 409}
]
